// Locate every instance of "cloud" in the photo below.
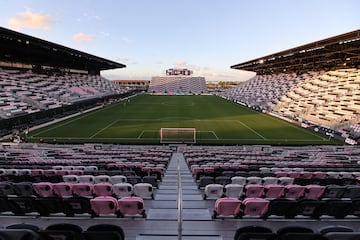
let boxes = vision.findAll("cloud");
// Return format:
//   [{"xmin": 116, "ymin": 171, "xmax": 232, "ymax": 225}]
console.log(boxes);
[
  {"xmin": 72, "ymin": 32, "xmax": 94, "ymax": 44},
  {"xmin": 117, "ymin": 57, "xmax": 129, "ymax": 62},
  {"xmin": 121, "ymin": 37, "xmax": 131, "ymax": 43},
  {"xmin": 173, "ymin": 60, "xmax": 255, "ymax": 82},
  {"xmin": 175, "ymin": 61, "xmax": 187, "ymax": 67},
  {"xmin": 8, "ymin": 10, "xmax": 54, "ymax": 31},
  {"xmin": 77, "ymin": 13, "xmax": 102, "ymax": 22}
]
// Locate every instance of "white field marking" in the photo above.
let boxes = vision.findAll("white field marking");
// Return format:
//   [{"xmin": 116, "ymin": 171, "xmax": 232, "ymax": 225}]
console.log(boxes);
[
  {"xmin": 90, "ymin": 120, "xmax": 119, "ymax": 138},
  {"xmin": 157, "ymin": 117, "xmax": 196, "ymax": 121},
  {"xmin": 260, "ymin": 113, "xmax": 326, "ymax": 140},
  {"xmin": 137, "ymin": 130, "xmax": 159, "ymax": 139},
  {"xmin": 161, "ymin": 102, "xmax": 195, "ymax": 107},
  {"xmin": 197, "ymin": 130, "xmax": 219, "ymax": 140},
  {"xmin": 30, "ymin": 136, "xmax": 331, "ymax": 142},
  {"xmin": 235, "ymin": 120, "xmax": 267, "ymax": 140},
  {"xmin": 31, "ymin": 103, "xmax": 119, "ymax": 137}
]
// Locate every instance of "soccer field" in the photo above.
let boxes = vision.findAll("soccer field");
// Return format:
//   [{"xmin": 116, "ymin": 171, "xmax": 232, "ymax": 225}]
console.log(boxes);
[{"xmin": 29, "ymin": 95, "xmax": 341, "ymax": 144}]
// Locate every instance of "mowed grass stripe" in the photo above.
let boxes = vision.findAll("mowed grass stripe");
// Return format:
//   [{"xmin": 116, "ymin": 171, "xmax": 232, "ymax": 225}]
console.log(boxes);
[{"xmin": 29, "ymin": 95, "xmax": 342, "ymax": 145}]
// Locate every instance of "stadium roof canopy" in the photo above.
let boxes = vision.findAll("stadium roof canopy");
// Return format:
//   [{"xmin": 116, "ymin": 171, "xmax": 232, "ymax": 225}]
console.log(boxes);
[
  {"xmin": 231, "ymin": 29, "xmax": 360, "ymax": 75},
  {"xmin": 0, "ymin": 26, "xmax": 125, "ymax": 73}
]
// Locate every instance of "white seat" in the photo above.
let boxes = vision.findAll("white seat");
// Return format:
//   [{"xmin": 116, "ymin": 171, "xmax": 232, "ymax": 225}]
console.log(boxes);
[
  {"xmin": 133, "ymin": 183, "xmax": 154, "ymax": 199},
  {"xmin": 63, "ymin": 175, "xmax": 79, "ymax": 183},
  {"xmin": 224, "ymin": 184, "xmax": 244, "ymax": 198},
  {"xmin": 231, "ymin": 176, "xmax": 246, "ymax": 185},
  {"xmin": 110, "ymin": 175, "xmax": 127, "ymax": 184},
  {"xmin": 204, "ymin": 184, "xmax": 224, "ymax": 199},
  {"xmin": 78, "ymin": 175, "xmax": 95, "ymax": 183},
  {"xmin": 113, "ymin": 183, "xmax": 133, "ymax": 198},
  {"xmin": 94, "ymin": 175, "xmax": 111, "ymax": 184}
]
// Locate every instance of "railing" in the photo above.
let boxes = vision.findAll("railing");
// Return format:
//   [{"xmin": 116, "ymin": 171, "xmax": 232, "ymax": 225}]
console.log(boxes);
[{"xmin": 177, "ymin": 155, "xmax": 183, "ymax": 240}]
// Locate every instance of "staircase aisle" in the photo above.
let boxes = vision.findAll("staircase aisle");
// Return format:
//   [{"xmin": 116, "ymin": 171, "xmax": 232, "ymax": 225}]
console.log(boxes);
[{"xmin": 137, "ymin": 151, "xmax": 222, "ymax": 240}]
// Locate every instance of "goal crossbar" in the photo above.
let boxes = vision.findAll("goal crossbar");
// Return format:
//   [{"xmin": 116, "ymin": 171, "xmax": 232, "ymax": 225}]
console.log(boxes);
[{"xmin": 160, "ymin": 128, "xmax": 196, "ymax": 143}]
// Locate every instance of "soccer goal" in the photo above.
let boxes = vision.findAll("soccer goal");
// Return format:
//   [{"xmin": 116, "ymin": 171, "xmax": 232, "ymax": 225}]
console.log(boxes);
[{"xmin": 160, "ymin": 128, "xmax": 196, "ymax": 143}]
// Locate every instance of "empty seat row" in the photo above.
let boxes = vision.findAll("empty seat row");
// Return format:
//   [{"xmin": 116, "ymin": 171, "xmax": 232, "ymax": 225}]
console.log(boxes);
[
  {"xmin": 0, "ymin": 223, "xmax": 125, "ymax": 240},
  {"xmin": 63, "ymin": 174, "xmax": 159, "ymax": 186},
  {"xmin": 198, "ymin": 175, "xmax": 359, "ymax": 188},
  {"xmin": 213, "ymin": 197, "xmax": 360, "ymax": 219},
  {"xmin": 198, "ymin": 176, "xmax": 296, "ymax": 188},
  {"xmin": 234, "ymin": 225, "xmax": 360, "ymax": 240},
  {"xmin": 204, "ymin": 183, "xmax": 360, "ymax": 200},
  {"xmin": 0, "ymin": 181, "xmax": 154, "ymax": 199},
  {"xmin": 0, "ymin": 195, "xmax": 145, "ymax": 218}
]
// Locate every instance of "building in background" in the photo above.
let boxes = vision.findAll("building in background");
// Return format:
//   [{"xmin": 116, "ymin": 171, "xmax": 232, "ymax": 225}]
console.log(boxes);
[{"xmin": 112, "ymin": 80, "xmax": 150, "ymax": 91}]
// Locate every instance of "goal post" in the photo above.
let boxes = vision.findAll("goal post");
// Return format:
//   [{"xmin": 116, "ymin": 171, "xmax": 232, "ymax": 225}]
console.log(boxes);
[{"xmin": 160, "ymin": 128, "xmax": 196, "ymax": 143}]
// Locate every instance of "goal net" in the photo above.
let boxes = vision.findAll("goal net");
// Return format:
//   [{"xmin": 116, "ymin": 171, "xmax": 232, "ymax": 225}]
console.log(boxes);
[{"xmin": 160, "ymin": 128, "xmax": 196, "ymax": 143}]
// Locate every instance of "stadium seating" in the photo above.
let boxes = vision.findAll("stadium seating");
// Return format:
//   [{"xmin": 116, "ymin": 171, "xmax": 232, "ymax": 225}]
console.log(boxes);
[
  {"xmin": 0, "ymin": 68, "xmax": 127, "ymax": 119},
  {"xmin": 220, "ymin": 68, "xmax": 360, "ymax": 139},
  {"xmin": 148, "ymin": 76, "xmax": 208, "ymax": 94}
]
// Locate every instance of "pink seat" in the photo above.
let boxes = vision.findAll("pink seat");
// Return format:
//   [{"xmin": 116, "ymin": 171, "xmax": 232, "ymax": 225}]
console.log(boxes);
[
  {"xmin": 53, "ymin": 182, "xmax": 73, "ymax": 197},
  {"xmin": 43, "ymin": 169, "xmax": 56, "ymax": 176},
  {"xmin": 304, "ymin": 185, "xmax": 325, "ymax": 200},
  {"xmin": 94, "ymin": 183, "xmax": 114, "ymax": 197},
  {"xmin": 300, "ymin": 171, "xmax": 313, "ymax": 179},
  {"xmin": 312, "ymin": 171, "xmax": 326, "ymax": 179},
  {"xmin": 284, "ymin": 184, "xmax": 305, "ymax": 199},
  {"xmin": 264, "ymin": 184, "xmax": 285, "ymax": 199},
  {"xmin": 67, "ymin": 169, "xmax": 84, "ymax": 175},
  {"xmin": 72, "ymin": 183, "xmax": 94, "ymax": 197},
  {"xmin": 117, "ymin": 196, "xmax": 146, "ymax": 218},
  {"xmin": 288, "ymin": 172, "xmax": 301, "ymax": 178},
  {"xmin": 213, "ymin": 197, "xmax": 241, "ymax": 218},
  {"xmin": 32, "ymin": 182, "xmax": 54, "ymax": 197},
  {"xmin": 242, "ymin": 198, "xmax": 269, "ymax": 217},
  {"xmin": 245, "ymin": 184, "xmax": 264, "ymax": 198},
  {"xmin": 275, "ymin": 171, "xmax": 288, "ymax": 177},
  {"xmin": 31, "ymin": 169, "xmax": 44, "ymax": 176},
  {"xmin": 90, "ymin": 196, "xmax": 119, "ymax": 216}
]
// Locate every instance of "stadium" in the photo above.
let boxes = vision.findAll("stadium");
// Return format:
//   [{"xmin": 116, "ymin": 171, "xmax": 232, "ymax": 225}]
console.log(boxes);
[{"xmin": 0, "ymin": 21, "xmax": 360, "ymax": 240}]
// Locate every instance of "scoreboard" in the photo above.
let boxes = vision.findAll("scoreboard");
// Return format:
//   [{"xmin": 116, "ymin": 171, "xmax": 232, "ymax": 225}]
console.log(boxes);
[{"xmin": 166, "ymin": 68, "xmax": 193, "ymax": 76}]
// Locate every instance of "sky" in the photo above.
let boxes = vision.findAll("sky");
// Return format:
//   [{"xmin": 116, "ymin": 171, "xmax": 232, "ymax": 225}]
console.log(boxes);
[{"xmin": 0, "ymin": 0, "xmax": 359, "ymax": 82}]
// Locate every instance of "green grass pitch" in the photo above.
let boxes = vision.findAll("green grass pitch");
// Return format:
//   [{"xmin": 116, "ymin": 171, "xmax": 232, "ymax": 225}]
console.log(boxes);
[{"xmin": 28, "ymin": 95, "xmax": 342, "ymax": 145}]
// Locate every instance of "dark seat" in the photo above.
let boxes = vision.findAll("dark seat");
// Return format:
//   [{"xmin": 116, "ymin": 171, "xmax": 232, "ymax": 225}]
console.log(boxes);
[
  {"xmin": 40, "ymin": 223, "xmax": 83, "ymax": 240},
  {"xmin": 83, "ymin": 224, "xmax": 124, "ymax": 240},
  {"xmin": 142, "ymin": 176, "xmax": 158, "ymax": 188},
  {"xmin": 265, "ymin": 198, "xmax": 298, "ymax": 218},
  {"xmin": 63, "ymin": 196, "xmax": 94, "ymax": 217},
  {"xmin": 7, "ymin": 196, "xmax": 39, "ymax": 215},
  {"xmin": 323, "ymin": 232, "xmax": 360, "ymax": 240},
  {"xmin": 234, "ymin": 226, "xmax": 276, "ymax": 240},
  {"xmin": 297, "ymin": 199, "xmax": 325, "ymax": 219},
  {"xmin": 198, "ymin": 176, "xmax": 214, "ymax": 189},
  {"xmin": 0, "ymin": 229, "xmax": 42, "ymax": 240},
  {"xmin": 277, "ymin": 226, "xmax": 322, "ymax": 240},
  {"xmin": 324, "ymin": 199, "xmax": 353, "ymax": 218},
  {"xmin": 36, "ymin": 196, "xmax": 66, "ymax": 216},
  {"xmin": 318, "ymin": 225, "xmax": 353, "ymax": 235},
  {"xmin": 6, "ymin": 223, "xmax": 40, "ymax": 232}
]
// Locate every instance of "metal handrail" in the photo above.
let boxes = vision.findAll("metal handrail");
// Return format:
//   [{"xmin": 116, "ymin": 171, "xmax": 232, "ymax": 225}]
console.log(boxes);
[{"xmin": 177, "ymin": 156, "xmax": 183, "ymax": 240}]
